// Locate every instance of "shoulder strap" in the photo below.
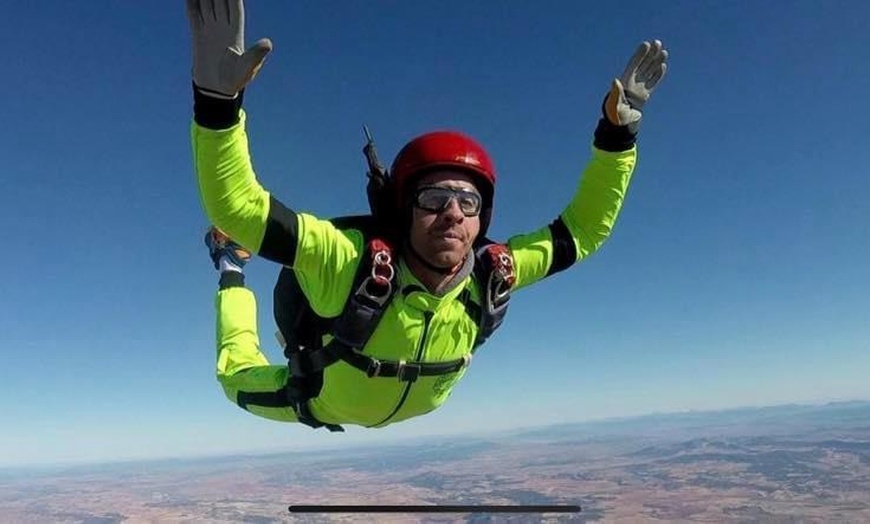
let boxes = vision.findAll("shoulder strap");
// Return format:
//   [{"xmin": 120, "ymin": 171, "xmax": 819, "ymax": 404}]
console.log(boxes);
[
  {"xmin": 273, "ymin": 215, "xmax": 379, "ymax": 354},
  {"xmin": 274, "ymin": 215, "xmax": 394, "ymax": 432},
  {"xmin": 470, "ymin": 241, "xmax": 516, "ymax": 349},
  {"xmin": 328, "ymin": 237, "xmax": 399, "ymax": 349}
]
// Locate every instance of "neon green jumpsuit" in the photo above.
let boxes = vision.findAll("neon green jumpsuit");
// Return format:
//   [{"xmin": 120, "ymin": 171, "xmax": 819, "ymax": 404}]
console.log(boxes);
[{"xmin": 191, "ymin": 93, "xmax": 638, "ymax": 429}]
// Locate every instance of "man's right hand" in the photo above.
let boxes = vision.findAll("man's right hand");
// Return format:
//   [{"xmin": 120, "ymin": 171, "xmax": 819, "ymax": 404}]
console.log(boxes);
[
  {"xmin": 205, "ymin": 226, "xmax": 252, "ymax": 272},
  {"xmin": 186, "ymin": 0, "xmax": 272, "ymax": 98}
]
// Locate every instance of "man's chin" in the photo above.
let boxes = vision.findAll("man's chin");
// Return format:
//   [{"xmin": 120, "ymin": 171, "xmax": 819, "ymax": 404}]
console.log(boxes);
[
  {"xmin": 432, "ymin": 236, "xmax": 466, "ymax": 250},
  {"xmin": 427, "ymin": 250, "xmax": 466, "ymax": 270}
]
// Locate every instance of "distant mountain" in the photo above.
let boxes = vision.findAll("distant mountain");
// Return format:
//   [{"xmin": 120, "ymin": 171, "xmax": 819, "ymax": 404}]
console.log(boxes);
[
  {"xmin": 6, "ymin": 401, "xmax": 867, "ymax": 478},
  {"xmin": 504, "ymin": 400, "xmax": 870, "ymax": 442}
]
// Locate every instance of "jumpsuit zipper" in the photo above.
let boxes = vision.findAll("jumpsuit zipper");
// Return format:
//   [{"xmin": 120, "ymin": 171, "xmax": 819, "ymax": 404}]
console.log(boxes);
[{"xmin": 373, "ymin": 311, "xmax": 433, "ymax": 427}]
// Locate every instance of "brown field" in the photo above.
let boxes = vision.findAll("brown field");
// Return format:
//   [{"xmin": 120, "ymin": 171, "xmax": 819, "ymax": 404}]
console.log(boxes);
[{"xmin": 2, "ymin": 402, "xmax": 869, "ymax": 523}]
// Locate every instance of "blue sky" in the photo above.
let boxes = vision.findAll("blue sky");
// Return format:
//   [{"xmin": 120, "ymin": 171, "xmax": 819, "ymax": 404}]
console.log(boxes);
[{"xmin": 2, "ymin": 1, "xmax": 868, "ymax": 467}]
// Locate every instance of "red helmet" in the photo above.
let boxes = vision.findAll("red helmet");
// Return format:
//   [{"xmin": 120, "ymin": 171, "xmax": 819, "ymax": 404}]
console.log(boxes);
[{"xmin": 391, "ymin": 130, "xmax": 496, "ymax": 210}]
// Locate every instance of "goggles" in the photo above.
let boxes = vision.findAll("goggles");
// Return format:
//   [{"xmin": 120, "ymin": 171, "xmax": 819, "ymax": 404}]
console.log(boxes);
[{"xmin": 413, "ymin": 186, "xmax": 482, "ymax": 217}]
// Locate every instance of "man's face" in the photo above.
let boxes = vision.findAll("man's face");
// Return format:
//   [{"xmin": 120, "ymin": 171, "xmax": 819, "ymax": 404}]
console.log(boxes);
[{"xmin": 408, "ymin": 170, "xmax": 482, "ymax": 270}]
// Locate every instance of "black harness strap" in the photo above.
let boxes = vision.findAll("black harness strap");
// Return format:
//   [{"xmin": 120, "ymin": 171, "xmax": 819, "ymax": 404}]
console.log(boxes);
[
  {"xmin": 325, "ymin": 341, "xmax": 472, "ymax": 382},
  {"xmin": 280, "ymin": 236, "xmax": 400, "ymax": 432},
  {"xmin": 236, "ymin": 387, "xmax": 345, "ymax": 432},
  {"xmin": 237, "ymin": 388, "xmax": 291, "ymax": 411}
]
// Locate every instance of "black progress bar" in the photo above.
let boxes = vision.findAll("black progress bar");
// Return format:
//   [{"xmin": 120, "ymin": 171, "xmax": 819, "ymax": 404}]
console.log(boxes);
[{"xmin": 289, "ymin": 504, "xmax": 581, "ymax": 514}]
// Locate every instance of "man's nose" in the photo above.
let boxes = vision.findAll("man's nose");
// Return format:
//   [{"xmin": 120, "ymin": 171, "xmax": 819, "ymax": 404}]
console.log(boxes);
[{"xmin": 441, "ymin": 197, "xmax": 465, "ymax": 220}]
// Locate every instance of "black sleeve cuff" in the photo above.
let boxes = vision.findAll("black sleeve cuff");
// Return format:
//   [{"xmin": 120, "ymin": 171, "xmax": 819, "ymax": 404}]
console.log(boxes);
[
  {"xmin": 193, "ymin": 83, "xmax": 244, "ymax": 129},
  {"xmin": 593, "ymin": 117, "xmax": 637, "ymax": 152},
  {"xmin": 593, "ymin": 95, "xmax": 638, "ymax": 152},
  {"xmin": 219, "ymin": 271, "xmax": 246, "ymax": 289}
]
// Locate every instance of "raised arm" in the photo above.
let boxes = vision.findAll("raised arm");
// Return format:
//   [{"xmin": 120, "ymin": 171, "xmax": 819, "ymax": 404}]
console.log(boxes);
[
  {"xmin": 509, "ymin": 40, "xmax": 669, "ymax": 289},
  {"xmin": 186, "ymin": 0, "xmax": 301, "ymax": 264}
]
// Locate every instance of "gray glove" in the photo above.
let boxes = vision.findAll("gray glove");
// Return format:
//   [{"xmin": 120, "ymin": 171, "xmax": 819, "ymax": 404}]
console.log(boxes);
[
  {"xmin": 604, "ymin": 39, "xmax": 669, "ymax": 130},
  {"xmin": 186, "ymin": 0, "xmax": 272, "ymax": 98}
]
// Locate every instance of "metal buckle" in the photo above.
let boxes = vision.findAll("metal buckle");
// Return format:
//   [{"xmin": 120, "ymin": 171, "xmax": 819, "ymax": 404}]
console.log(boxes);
[
  {"xmin": 355, "ymin": 276, "xmax": 393, "ymax": 307},
  {"xmin": 366, "ymin": 358, "xmax": 382, "ymax": 378},
  {"xmin": 487, "ymin": 271, "xmax": 511, "ymax": 308},
  {"xmin": 372, "ymin": 249, "xmax": 395, "ymax": 286},
  {"xmin": 352, "ymin": 247, "xmax": 395, "ymax": 307},
  {"xmin": 396, "ymin": 360, "xmax": 421, "ymax": 382}
]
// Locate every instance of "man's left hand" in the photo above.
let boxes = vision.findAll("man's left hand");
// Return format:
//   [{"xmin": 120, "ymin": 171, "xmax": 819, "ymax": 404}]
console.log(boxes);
[{"xmin": 604, "ymin": 39, "xmax": 669, "ymax": 130}]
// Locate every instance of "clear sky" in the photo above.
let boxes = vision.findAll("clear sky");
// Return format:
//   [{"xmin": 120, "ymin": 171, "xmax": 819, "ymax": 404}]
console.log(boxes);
[{"xmin": 2, "ymin": 1, "xmax": 868, "ymax": 468}]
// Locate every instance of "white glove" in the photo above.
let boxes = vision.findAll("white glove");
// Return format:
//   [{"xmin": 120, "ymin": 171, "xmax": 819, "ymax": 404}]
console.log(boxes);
[
  {"xmin": 604, "ymin": 40, "xmax": 669, "ymax": 129},
  {"xmin": 186, "ymin": 0, "xmax": 272, "ymax": 98}
]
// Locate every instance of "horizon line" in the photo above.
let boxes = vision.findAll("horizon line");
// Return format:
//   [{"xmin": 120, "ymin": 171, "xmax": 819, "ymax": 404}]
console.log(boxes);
[{"xmin": 4, "ymin": 397, "xmax": 867, "ymax": 471}]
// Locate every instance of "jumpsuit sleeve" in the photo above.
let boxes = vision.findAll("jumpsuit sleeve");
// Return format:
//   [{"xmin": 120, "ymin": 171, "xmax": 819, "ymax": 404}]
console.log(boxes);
[
  {"xmin": 213, "ymin": 272, "xmax": 298, "ymax": 423},
  {"xmin": 190, "ymin": 89, "xmax": 300, "ymax": 267},
  {"xmin": 507, "ymin": 117, "xmax": 639, "ymax": 291},
  {"xmin": 190, "ymin": 90, "xmax": 363, "ymax": 311}
]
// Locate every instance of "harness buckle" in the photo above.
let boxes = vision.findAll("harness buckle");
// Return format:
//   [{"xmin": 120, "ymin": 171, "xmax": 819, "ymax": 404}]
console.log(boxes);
[
  {"xmin": 372, "ymin": 249, "xmax": 395, "ymax": 284},
  {"xmin": 396, "ymin": 360, "xmax": 421, "ymax": 382},
  {"xmin": 353, "ymin": 246, "xmax": 395, "ymax": 307},
  {"xmin": 366, "ymin": 358, "xmax": 382, "ymax": 378},
  {"xmin": 481, "ymin": 244, "xmax": 515, "ymax": 308},
  {"xmin": 354, "ymin": 276, "xmax": 392, "ymax": 307},
  {"xmin": 487, "ymin": 270, "xmax": 513, "ymax": 310}
]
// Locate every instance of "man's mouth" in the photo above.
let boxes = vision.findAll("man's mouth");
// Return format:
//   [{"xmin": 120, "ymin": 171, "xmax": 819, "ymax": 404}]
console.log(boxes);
[{"xmin": 435, "ymin": 231, "xmax": 462, "ymax": 241}]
